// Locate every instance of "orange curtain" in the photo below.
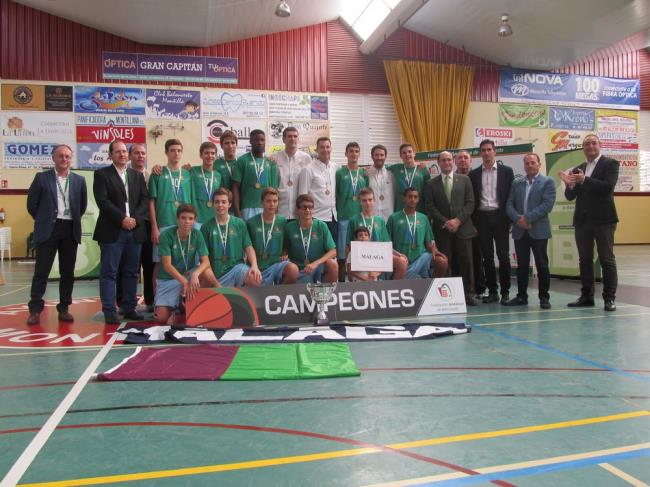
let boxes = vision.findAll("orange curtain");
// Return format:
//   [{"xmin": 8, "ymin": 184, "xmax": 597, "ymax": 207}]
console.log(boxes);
[{"xmin": 384, "ymin": 61, "xmax": 474, "ymax": 152}]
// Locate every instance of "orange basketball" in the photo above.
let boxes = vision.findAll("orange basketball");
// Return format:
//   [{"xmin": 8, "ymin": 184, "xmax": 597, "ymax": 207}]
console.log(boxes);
[{"xmin": 186, "ymin": 289, "xmax": 234, "ymax": 329}]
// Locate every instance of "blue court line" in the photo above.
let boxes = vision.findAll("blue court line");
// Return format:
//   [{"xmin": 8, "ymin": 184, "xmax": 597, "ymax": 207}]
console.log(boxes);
[
  {"xmin": 472, "ymin": 325, "xmax": 650, "ymax": 384},
  {"xmin": 413, "ymin": 447, "xmax": 650, "ymax": 486}
]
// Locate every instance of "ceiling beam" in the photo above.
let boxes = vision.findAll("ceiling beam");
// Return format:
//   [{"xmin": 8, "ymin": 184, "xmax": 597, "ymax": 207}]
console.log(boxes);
[{"xmin": 358, "ymin": 0, "xmax": 428, "ymax": 55}]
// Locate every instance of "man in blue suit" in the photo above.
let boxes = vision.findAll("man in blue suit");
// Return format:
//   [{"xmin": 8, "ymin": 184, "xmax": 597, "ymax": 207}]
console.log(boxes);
[
  {"xmin": 26, "ymin": 144, "xmax": 88, "ymax": 325},
  {"xmin": 505, "ymin": 153, "xmax": 556, "ymax": 308}
]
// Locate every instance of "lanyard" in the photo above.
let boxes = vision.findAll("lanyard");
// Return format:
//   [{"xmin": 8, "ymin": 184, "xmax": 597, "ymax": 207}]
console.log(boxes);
[
  {"xmin": 348, "ymin": 167, "xmax": 360, "ymax": 197},
  {"xmin": 261, "ymin": 215, "xmax": 276, "ymax": 253},
  {"xmin": 361, "ymin": 214, "xmax": 374, "ymax": 240},
  {"xmin": 403, "ymin": 210, "xmax": 417, "ymax": 245},
  {"xmin": 251, "ymin": 153, "xmax": 266, "ymax": 184},
  {"xmin": 56, "ymin": 174, "xmax": 70, "ymax": 212},
  {"xmin": 215, "ymin": 216, "xmax": 230, "ymax": 254},
  {"xmin": 300, "ymin": 224, "xmax": 312, "ymax": 261},
  {"xmin": 176, "ymin": 230, "xmax": 192, "ymax": 273},
  {"xmin": 403, "ymin": 165, "xmax": 416, "ymax": 188},
  {"xmin": 165, "ymin": 166, "xmax": 182, "ymax": 203},
  {"xmin": 201, "ymin": 166, "xmax": 214, "ymax": 200}
]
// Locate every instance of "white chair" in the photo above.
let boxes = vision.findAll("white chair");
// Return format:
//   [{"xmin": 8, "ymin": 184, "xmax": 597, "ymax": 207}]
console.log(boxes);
[{"xmin": 0, "ymin": 227, "xmax": 12, "ymax": 262}]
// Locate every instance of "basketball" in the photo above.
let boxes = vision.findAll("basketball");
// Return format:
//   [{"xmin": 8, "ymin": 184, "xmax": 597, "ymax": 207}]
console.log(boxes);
[{"xmin": 186, "ymin": 289, "xmax": 234, "ymax": 329}]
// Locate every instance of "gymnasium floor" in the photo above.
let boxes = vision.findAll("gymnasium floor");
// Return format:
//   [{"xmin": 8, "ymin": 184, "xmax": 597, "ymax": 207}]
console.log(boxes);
[{"xmin": 1, "ymin": 246, "xmax": 649, "ymax": 487}]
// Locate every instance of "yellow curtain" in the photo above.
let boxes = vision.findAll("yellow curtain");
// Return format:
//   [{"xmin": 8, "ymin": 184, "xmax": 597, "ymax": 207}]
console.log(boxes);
[{"xmin": 384, "ymin": 61, "xmax": 474, "ymax": 153}]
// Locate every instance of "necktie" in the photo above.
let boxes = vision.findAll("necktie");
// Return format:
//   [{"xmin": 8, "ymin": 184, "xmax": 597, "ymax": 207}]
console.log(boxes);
[{"xmin": 444, "ymin": 175, "xmax": 452, "ymax": 202}]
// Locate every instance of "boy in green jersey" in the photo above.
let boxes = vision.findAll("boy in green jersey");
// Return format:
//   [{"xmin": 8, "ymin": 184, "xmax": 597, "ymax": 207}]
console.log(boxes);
[
  {"xmin": 200, "ymin": 188, "xmax": 262, "ymax": 287},
  {"xmin": 232, "ymin": 129, "xmax": 279, "ymax": 220},
  {"xmin": 335, "ymin": 141, "xmax": 369, "ymax": 281},
  {"xmin": 387, "ymin": 188, "xmax": 447, "ymax": 279},
  {"xmin": 190, "ymin": 141, "xmax": 222, "ymax": 226},
  {"xmin": 149, "ymin": 138, "xmax": 193, "ymax": 262},
  {"xmin": 247, "ymin": 188, "xmax": 299, "ymax": 285},
  {"xmin": 155, "ymin": 204, "xmax": 214, "ymax": 324},
  {"xmin": 284, "ymin": 194, "xmax": 338, "ymax": 284},
  {"xmin": 388, "ymin": 143, "xmax": 430, "ymax": 213},
  {"xmin": 214, "ymin": 130, "xmax": 239, "ymax": 192},
  {"xmin": 346, "ymin": 187, "xmax": 407, "ymax": 280}
]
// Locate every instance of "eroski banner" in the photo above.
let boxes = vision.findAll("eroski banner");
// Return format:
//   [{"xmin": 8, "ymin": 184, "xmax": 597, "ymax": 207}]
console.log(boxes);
[{"xmin": 120, "ymin": 323, "xmax": 470, "ymax": 345}]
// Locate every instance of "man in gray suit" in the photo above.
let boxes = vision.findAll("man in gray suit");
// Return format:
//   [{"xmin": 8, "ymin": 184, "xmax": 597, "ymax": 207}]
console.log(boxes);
[
  {"xmin": 505, "ymin": 153, "xmax": 556, "ymax": 308},
  {"xmin": 424, "ymin": 151, "xmax": 477, "ymax": 305},
  {"xmin": 26, "ymin": 144, "xmax": 88, "ymax": 325}
]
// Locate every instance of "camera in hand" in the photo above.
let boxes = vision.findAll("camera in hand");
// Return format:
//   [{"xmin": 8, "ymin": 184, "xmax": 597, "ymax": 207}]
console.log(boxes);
[{"xmin": 572, "ymin": 168, "xmax": 581, "ymax": 174}]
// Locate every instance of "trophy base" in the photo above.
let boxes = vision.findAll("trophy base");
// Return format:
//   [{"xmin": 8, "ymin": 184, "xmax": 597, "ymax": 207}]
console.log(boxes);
[{"xmin": 313, "ymin": 317, "xmax": 331, "ymax": 327}]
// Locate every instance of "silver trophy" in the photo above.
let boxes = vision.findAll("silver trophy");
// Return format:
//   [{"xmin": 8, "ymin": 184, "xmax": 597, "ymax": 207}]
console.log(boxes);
[{"xmin": 306, "ymin": 282, "xmax": 337, "ymax": 326}]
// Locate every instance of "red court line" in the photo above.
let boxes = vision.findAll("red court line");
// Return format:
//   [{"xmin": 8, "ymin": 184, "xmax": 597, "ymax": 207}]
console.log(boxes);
[{"xmin": 0, "ymin": 421, "xmax": 516, "ymax": 487}]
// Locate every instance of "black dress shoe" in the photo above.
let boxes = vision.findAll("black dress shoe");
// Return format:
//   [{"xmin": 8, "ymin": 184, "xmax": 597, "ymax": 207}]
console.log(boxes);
[
  {"xmin": 604, "ymin": 300, "xmax": 617, "ymax": 312},
  {"xmin": 540, "ymin": 298, "xmax": 551, "ymax": 309},
  {"xmin": 482, "ymin": 293, "xmax": 499, "ymax": 303},
  {"xmin": 123, "ymin": 310, "xmax": 145, "ymax": 321},
  {"xmin": 27, "ymin": 313, "xmax": 40, "ymax": 325},
  {"xmin": 567, "ymin": 296, "xmax": 595, "ymax": 307},
  {"xmin": 104, "ymin": 313, "xmax": 121, "ymax": 325},
  {"xmin": 504, "ymin": 296, "xmax": 527, "ymax": 306},
  {"xmin": 500, "ymin": 293, "xmax": 510, "ymax": 305},
  {"xmin": 58, "ymin": 310, "xmax": 74, "ymax": 322},
  {"xmin": 465, "ymin": 296, "xmax": 478, "ymax": 306}
]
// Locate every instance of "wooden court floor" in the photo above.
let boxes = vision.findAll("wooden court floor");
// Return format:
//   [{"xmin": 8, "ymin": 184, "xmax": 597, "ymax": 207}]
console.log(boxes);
[{"xmin": 0, "ymin": 246, "xmax": 649, "ymax": 486}]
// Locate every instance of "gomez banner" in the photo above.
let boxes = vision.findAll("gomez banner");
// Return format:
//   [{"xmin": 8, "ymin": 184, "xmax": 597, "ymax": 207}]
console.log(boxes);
[
  {"xmin": 102, "ymin": 51, "xmax": 238, "ymax": 84},
  {"xmin": 499, "ymin": 68, "xmax": 640, "ymax": 110}
]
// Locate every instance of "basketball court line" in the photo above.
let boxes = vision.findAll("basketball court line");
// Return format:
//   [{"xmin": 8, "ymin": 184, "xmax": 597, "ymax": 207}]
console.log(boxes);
[
  {"xmin": 0, "ymin": 285, "xmax": 30, "ymax": 297},
  {"xmin": 598, "ymin": 462, "xmax": 650, "ymax": 487},
  {"xmin": 471, "ymin": 311, "xmax": 650, "ymax": 327},
  {"xmin": 11, "ymin": 411, "xmax": 650, "ymax": 486},
  {"xmin": 473, "ymin": 324, "xmax": 650, "ymax": 383},
  {"xmin": 363, "ymin": 442, "xmax": 650, "ymax": 486},
  {"xmin": 0, "ymin": 324, "xmax": 124, "ymax": 487}
]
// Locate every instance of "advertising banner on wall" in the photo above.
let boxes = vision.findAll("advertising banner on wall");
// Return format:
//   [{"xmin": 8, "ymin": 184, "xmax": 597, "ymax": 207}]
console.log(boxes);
[
  {"xmin": 596, "ymin": 109, "xmax": 639, "ymax": 191},
  {"xmin": 498, "ymin": 103, "xmax": 548, "ymax": 128},
  {"xmin": 2, "ymin": 142, "xmax": 63, "ymax": 169},
  {"xmin": 267, "ymin": 120, "xmax": 329, "ymax": 155},
  {"xmin": 545, "ymin": 149, "xmax": 601, "ymax": 278},
  {"xmin": 202, "ymin": 117, "xmax": 267, "ymax": 155},
  {"xmin": 1, "ymin": 84, "xmax": 45, "ymax": 110},
  {"xmin": 473, "ymin": 127, "xmax": 515, "ymax": 146},
  {"xmin": 202, "ymin": 90, "xmax": 267, "ymax": 119},
  {"xmin": 102, "ymin": 51, "xmax": 238, "ymax": 84},
  {"xmin": 76, "ymin": 143, "xmax": 112, "ymax": 169},
  {"xmin": 1, "ymin": 112, "xmax": 75, "ymax": 141},
  {"xmin": 549, "ymin": 107, "xmax": 595, "ymax": 131},
  {"xmin": 548, "ymin": 129, "xmax": 590, "ymax": 152},
  {"xmin": 268, "ymin": 93, "xmax": 328, "ymax": 120},
  {"xmin": 76, "ymin": 125, "xmax": 146, "ymax": 144},
  {"xmin": 145, "ymin": 89, "xmax": 201, "ymax": 120},
  {"xmin": 499, "ymin": 68, "xmax": 640, "ymax": 110},
  {"xmin": 74, "ymin": 86, "xmax": 146, "ymax": 115}
]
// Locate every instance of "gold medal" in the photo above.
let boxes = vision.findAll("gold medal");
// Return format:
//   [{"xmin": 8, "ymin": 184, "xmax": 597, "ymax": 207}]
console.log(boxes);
[
  {"xmin": 207, "ymin": 201, "xmax": 213, "ymax": 208},
  {"xmin": 174, "ymin": 201, "xmax": 180, "ymax": 207},
  {"xmin": 255, "ymin": 182, "xmax": 261, "ymax": 189},
  {"xmin": 287, "ymin": 180, "xmax": 293, "ymax": 187},
  {"xmin": 379, "ymin": 195, "xmax": 385, "ymax": 201},
  {"xmin": 262, "ymin": 252, "xmax": 268, "ymax": 260},
  {"xmin": 304, "ymin": 259, "xmax": 310, "ymax": 266},
  {"xmin": 325, "ymin": 189, "xmax": 330, "ymax": 195},
  {"xmin": 352, "ymin": 195, "xmax": 358, "ymax": 201},
  {"xmin": 222, "ymin": 255, "xmax": 228, "ymax": 262},
  {"xmin": 411, "ymin": 243, "xmax": 417, "ymax": 249}
]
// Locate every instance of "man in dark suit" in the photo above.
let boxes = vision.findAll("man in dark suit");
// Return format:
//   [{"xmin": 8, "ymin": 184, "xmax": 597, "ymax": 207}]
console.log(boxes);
[
  {"xmin": 506, "ymin": 153, "xmax": 556, "ymax": 309},
  {"xmin": 26, "ymin": 144, "xmax": 88, "ymax": 325},
  {"xmin": 469, "ymin": 139, "xmax": 514, "ymax": 305},
  {"xmin": 560, "ymin": 134, "xmax": 619, "ymax": 311},
  {"xmin": 93, "ymin": 140, "xmax": 149, "ymax": 324},
  {"xmin": 424, "ymin": 151, "xmax": 477, "ymax": 305}
]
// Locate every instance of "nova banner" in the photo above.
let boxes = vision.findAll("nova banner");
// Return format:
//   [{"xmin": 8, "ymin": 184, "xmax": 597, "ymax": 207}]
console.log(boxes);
[{"xmin": 499, "ymin": 68, "xmax": 640, "ymax": 110}]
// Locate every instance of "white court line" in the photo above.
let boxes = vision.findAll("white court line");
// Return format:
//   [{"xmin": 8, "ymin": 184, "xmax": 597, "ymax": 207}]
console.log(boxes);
[
  {"xmin": 0, "ymin": 285, "xmax": 29, "ymax": 297},
  {"xmin": 0, "ymin": 323, "xmax": 124, "ymax": 487},
  {"xmin": 599, "ymin": 463, "xmax": 650, "ymax": 487},
  {"xmin": 363, "ymin": 442, "xmax": 650, "ymax": 487},
  {"xmin": 473, "ymin": 311, "xmax": 650, "ymax": 327}
]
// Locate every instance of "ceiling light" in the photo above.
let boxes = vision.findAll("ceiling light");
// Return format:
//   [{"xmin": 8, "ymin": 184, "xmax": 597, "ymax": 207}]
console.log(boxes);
[
  {"xmin": 275, "ymin": 1, "xmax": 291, "ymax": 18},
  {"xmin": 498, "ymin": 14, "xmax": 513, "ymax": 37}
]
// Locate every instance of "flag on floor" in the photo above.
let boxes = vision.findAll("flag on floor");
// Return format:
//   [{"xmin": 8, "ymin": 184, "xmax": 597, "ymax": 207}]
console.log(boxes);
[{"xmin": 97, "ymin": 343, "xmax": 360, "ymax": 381}]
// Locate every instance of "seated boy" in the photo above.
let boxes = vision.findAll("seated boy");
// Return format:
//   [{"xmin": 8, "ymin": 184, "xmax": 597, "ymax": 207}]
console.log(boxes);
[{"xmin": 346, "ymin": 226, "xmax": 381, "ymax": 282}]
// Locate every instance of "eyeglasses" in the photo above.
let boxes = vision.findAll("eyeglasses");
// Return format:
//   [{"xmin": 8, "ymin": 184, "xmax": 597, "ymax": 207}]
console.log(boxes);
[{"xmin": 299, "ymin": 205, "xmax": 314, "ymax": 210}]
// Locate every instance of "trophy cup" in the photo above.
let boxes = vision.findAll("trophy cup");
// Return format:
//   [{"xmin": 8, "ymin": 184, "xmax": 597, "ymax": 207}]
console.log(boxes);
[{"xmin": 306, "ymin": 282, "xmax": 337, "ymax": 326}]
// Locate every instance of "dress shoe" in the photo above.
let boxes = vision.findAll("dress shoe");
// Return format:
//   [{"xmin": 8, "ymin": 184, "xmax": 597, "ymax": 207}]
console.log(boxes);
[
  {"xmin": 26, "ymin": 313, "xmax": 40, "ymax": 325},
  {"xmin": 123, "ymin": 310, "xmax": 145, "ymax": 321},
  {"xmin": 540, "ymin": 298, "xmax": 551, "ymax": 310},
  {"xmin": 604, "ymin": 300, "xmax": 616, "ymax": 312},
  {"xmin": 482, "ymin": 293, "xmax": 499, "ymax": 303},
  {"xmin": 500, "ymin": 293, "xmax": 510, "ymax": 305},
  {"xmin": 567, "ymin": 296, "xmax": 595, "ymax": 307},
  {"xmin": 465, "ymin": 296, "xmax": 478, "ymax": 306},
  {"xmin": 58, "ymin": 310, "xmax": 74, "ymax": 322},
  {"xmin": 104, "ymin": 313, "xmax": 121, "ymax": 325},
  {"xmin": 504, "ymin": 296, "xmax": 527, "ymax": 306}
]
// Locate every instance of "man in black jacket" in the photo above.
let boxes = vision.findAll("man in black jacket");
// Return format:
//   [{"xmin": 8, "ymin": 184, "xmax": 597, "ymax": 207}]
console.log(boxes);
[
  {"xmin": 93, "ymin": 140, "xmax": 149, "ymax": 324},
  {"xmin": 560, "ymin": 134, "xmax": 619, "ymax": 311},
  {"xmin": 469, "ymin": 139, "xmax": 514, "ymax": 305}
]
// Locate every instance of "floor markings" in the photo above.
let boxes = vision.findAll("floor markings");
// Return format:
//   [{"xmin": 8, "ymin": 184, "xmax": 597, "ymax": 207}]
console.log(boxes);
[{"xmin": 599, "ymin": 462, "xmax": 650, "ymax": 487}]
